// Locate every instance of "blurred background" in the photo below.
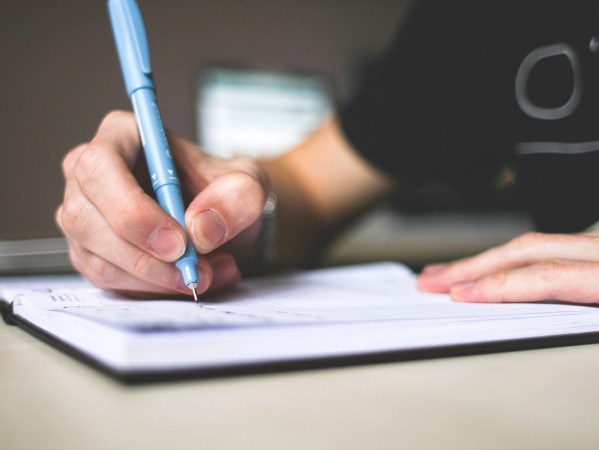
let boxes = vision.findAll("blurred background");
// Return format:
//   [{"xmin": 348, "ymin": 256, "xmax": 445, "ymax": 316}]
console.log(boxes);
[
  {"xmin": 0, "ymin": 0, "xmax": 406, "ymax": 237},
  {"xmin": 0, "ymin": 0, "xmax": 531, "ymax": 272}
]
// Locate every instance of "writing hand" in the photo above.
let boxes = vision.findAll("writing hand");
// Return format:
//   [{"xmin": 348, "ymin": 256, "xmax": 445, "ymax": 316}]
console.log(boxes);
[
  {"xmin": 417, "ymin": 231, "xmax": 599, "ymax": 304},
  {"xmin": 56, "ymin": 111, "xmax": 269, "ymax": 297}
]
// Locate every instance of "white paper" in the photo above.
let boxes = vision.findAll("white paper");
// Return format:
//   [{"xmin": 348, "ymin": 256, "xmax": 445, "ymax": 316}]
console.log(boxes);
[{"xmin": 4, "ymin": 262, "xmax": 599, "ymax": 373}]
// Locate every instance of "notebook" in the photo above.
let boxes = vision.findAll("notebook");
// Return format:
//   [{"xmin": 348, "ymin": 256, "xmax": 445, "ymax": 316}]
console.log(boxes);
[{"xmin": 2, "ymin": 261, "xmax": 599, "ymax": 383}]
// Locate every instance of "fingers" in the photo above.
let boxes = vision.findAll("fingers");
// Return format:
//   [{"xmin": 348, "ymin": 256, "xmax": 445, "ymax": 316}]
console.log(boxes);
[
  {"xmin": 417, "ymin": 231, "xmax": 599, "ymax": 304},
  {"xmin": 56, "ymin": 200, "xmax": 202, "ymax": 295},
  {"xmin": 73, "ymin": 111, "xmax": 188, "ymax": 262},
  {"xmin": 58, "ymin": 201, "xmax": 240, "ymax": 297},
  {"xmin": 57, "ymin": 111, "xmax": 254, "ymax": 297},
  {"xmin": 206, "ymin": 252, "xmax": 242, "ymax": 291},
  {"xmin": 449, "ymin": 260, "xmax": 599, "ymax": 304},
  {"xmin": 418, "ymin": 232, "xmax": 599, "ymax": 293},
  {"xmin": 168, "ymin": 133, "xmax": 269, "ymax": 255},
  {"xmin": 185, "ymin": 170, "xmax": 266, "ymax": 253}
]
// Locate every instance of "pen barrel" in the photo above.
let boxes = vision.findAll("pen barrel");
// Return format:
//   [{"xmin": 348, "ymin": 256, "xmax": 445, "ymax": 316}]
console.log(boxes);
[
  {"xmin": 158, "ymin": 184, "xmax": 199, "ymax": 284},
  {"xmin": 131, "ymin": 88, "xmax": 176, "ymax": 191},
  {"xmin": 131, "ymin": 88, "xmax": 199, "ymax": 285},
  {"xmin": 108, "ymin": 0, "xmax": 154, "ymax": 96},
  {"xmin": 109, "ymin": 0, "xmax": 199, "ymax": 290}
]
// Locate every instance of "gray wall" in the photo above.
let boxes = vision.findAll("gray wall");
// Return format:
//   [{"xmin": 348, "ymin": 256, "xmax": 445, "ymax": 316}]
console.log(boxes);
[{"xmin": 0, "ymin": 0, "xmax": 408, "ymax": 239}]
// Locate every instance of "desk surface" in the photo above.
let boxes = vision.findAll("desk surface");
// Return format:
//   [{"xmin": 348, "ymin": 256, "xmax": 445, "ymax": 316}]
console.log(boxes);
[{"xmin": 3, "ymin": 324, "xmax": 599, "ymax": 449}]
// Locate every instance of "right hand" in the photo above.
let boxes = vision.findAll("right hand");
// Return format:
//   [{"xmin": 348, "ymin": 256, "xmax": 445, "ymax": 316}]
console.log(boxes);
[{"xmin": 56, "ymin": 111, "xmax": 270, "ymax": 298}]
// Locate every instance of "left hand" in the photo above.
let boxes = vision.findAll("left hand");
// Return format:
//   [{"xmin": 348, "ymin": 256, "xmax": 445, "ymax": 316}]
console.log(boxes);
[{"xmin": 417, "ymin": 231, "xmax": 599, "ymax": 304}]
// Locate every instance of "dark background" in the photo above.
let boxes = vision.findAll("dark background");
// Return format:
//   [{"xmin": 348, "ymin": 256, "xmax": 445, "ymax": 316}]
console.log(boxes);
[{"xmin": 0, "ymin": 0, "xmax": 408, "ymax": 239}]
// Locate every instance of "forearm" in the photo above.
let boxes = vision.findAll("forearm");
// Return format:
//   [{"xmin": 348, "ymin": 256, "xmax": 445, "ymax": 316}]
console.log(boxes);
[{"xmin": 259, "ymin": 118, "xmax": 395, "ymax": 267}]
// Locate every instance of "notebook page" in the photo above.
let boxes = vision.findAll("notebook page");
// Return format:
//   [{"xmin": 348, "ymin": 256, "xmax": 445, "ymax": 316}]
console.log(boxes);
[
  {"xmin": 7, "ymin": 262, "xmax": 599, "ymax": 372},
  {"xmin": 0, "ymin": 274, "xmax": 90, "ymax": 304},
  {"xmin": 12, "ymin": 262, "xmax": 599, "ymax": 331}
]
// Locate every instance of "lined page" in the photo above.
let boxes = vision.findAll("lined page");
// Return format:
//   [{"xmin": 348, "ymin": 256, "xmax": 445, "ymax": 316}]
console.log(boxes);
[
  {"xmin": 7, "ymin": 262, "xmax": 599, "ymax": 372},
  {"xmin": 11, "ymin": 262, "xmax": 599, "ymax": 332}
]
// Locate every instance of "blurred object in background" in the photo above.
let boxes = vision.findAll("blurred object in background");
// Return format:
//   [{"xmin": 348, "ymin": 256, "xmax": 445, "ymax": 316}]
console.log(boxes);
[{"xmin": 196, "ymin": 66, "xmax": 332, "ymax": 159}]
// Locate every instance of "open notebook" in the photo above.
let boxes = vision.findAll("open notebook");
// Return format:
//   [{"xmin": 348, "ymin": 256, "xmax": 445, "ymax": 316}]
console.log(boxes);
[{"xmin": 2, "ymin": 262, "xmax": 599, "ymax": 383}]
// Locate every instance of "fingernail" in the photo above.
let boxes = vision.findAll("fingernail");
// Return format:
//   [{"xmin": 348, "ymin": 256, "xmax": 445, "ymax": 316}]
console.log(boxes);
[
  {"xmin": 422, "ymin": 263, "xmax": 448, "ymax": 276},
  {"xmin": 191, "ymin": 210, "xmax": 226, "ymax": 252},
  {"xmin": 149, "ymin": 227, "xmax": 186, "ymax": 261},
  {"xmin": 451, "ymin": 280, "xmax": 475, "ymax": 291},
  {"xmin": 450, "ymin": 280, "xmax": 475, "ymax": 302}
]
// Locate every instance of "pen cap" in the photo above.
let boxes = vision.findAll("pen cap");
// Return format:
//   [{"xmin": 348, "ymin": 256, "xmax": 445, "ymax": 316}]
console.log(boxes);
[{"xmin": 108, "ymin": 0, "xmax": 154, "ymax": 96}]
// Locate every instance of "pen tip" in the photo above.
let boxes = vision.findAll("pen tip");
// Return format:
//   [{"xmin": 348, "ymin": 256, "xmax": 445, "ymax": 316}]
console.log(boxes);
[{"xmin": 187, "ymin": 282, "xmax": 199, "ymax": 303}]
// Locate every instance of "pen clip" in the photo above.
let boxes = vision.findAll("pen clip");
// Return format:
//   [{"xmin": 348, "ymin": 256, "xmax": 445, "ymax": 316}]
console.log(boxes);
[{"xmin": 108, "ymin": 0, "xmax": 153, "ymax": 95}]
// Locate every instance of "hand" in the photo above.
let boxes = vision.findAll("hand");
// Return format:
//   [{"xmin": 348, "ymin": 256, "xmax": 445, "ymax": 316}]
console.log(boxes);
[
  {"xmin": 56, "ymin": 111, "xmax": 269, "ymax": 297},
  {"xmin": 417, "ymin": 231, "xmax": 599, "ymax": 304}
]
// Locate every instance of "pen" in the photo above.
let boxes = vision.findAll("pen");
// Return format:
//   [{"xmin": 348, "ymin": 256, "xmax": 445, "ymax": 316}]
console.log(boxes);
[{"xmin": 107, "ymin": 0, "xmax": 200, "ymax": 301}]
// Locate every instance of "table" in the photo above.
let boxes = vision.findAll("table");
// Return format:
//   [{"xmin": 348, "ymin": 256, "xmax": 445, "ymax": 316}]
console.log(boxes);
[{"xmin": 2, "ymin": 322, "xmax": 599, "ymax": 449}]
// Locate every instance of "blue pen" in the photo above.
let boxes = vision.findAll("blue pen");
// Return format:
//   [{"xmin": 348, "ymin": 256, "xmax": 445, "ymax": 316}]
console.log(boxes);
[{"xmin": 107, "ymin": 0, "xmax": 200, "ymax": 301}]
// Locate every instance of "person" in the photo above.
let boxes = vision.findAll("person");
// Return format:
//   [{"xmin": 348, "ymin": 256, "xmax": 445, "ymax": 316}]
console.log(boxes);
[{"xmin": 57, "ymin": 0, "xmax": 599, "ymax": 304}]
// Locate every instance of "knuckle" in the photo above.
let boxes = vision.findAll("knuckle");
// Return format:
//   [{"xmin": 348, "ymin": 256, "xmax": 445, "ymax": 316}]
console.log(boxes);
[
  {"xmin": 55, "ymin": 204, "xmax": 64, "ymax": 232},
  {"xmin": 127, "ymin": 250, "xmax": 158, "ymax": 283},
  {"xmin": 488, "ymin": 270, "xmax": 509, "ymax": 289},
  {"xmin": 83, "ymin": 253, "xmax": 119, "ymax": 289},
  {"xmin": 109, "ymin": 195, "xmax": 147, "ymax": 237},
  {"xmin": 482, "ymin": 271, "xmax": 513, "ymax": 302},
  {"xmin": 60, "ymin": 192, "xmax": 88, "ymax": 235},
  {"xmin": 61, "ymin": 144, "xmax": 86, "ymax": 177},
  {"xmin": 229, "ymin": 171, "xmax": 266, "ymax": 215},
  {"xmin": 510, "ymin": 231, "xmax": 546, "ymax": 249},
  {"xmin": 536, "ymin": 259, "xmax": 567, "ymax": 283},
  {"xmin": 66, "ymin": 243, "xmax": 81, "ymax": 266},
  {"xmin": 507, "ymin": 232, "xmax": 552, "ymax": 261},
  {"xmin": 73, "ymin": 144, "xmax": 104, "ymax": 186},
  {"xmin": 100, "ymin": 109, "xmax": 134, "ymax": 128},
  {"xmin": 68, "ymin": 250, "xmax": 85, "ymax": 277},
  {"xmin": 534, "ymin": 260, "xmax": 570, "ymax": 300}
]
